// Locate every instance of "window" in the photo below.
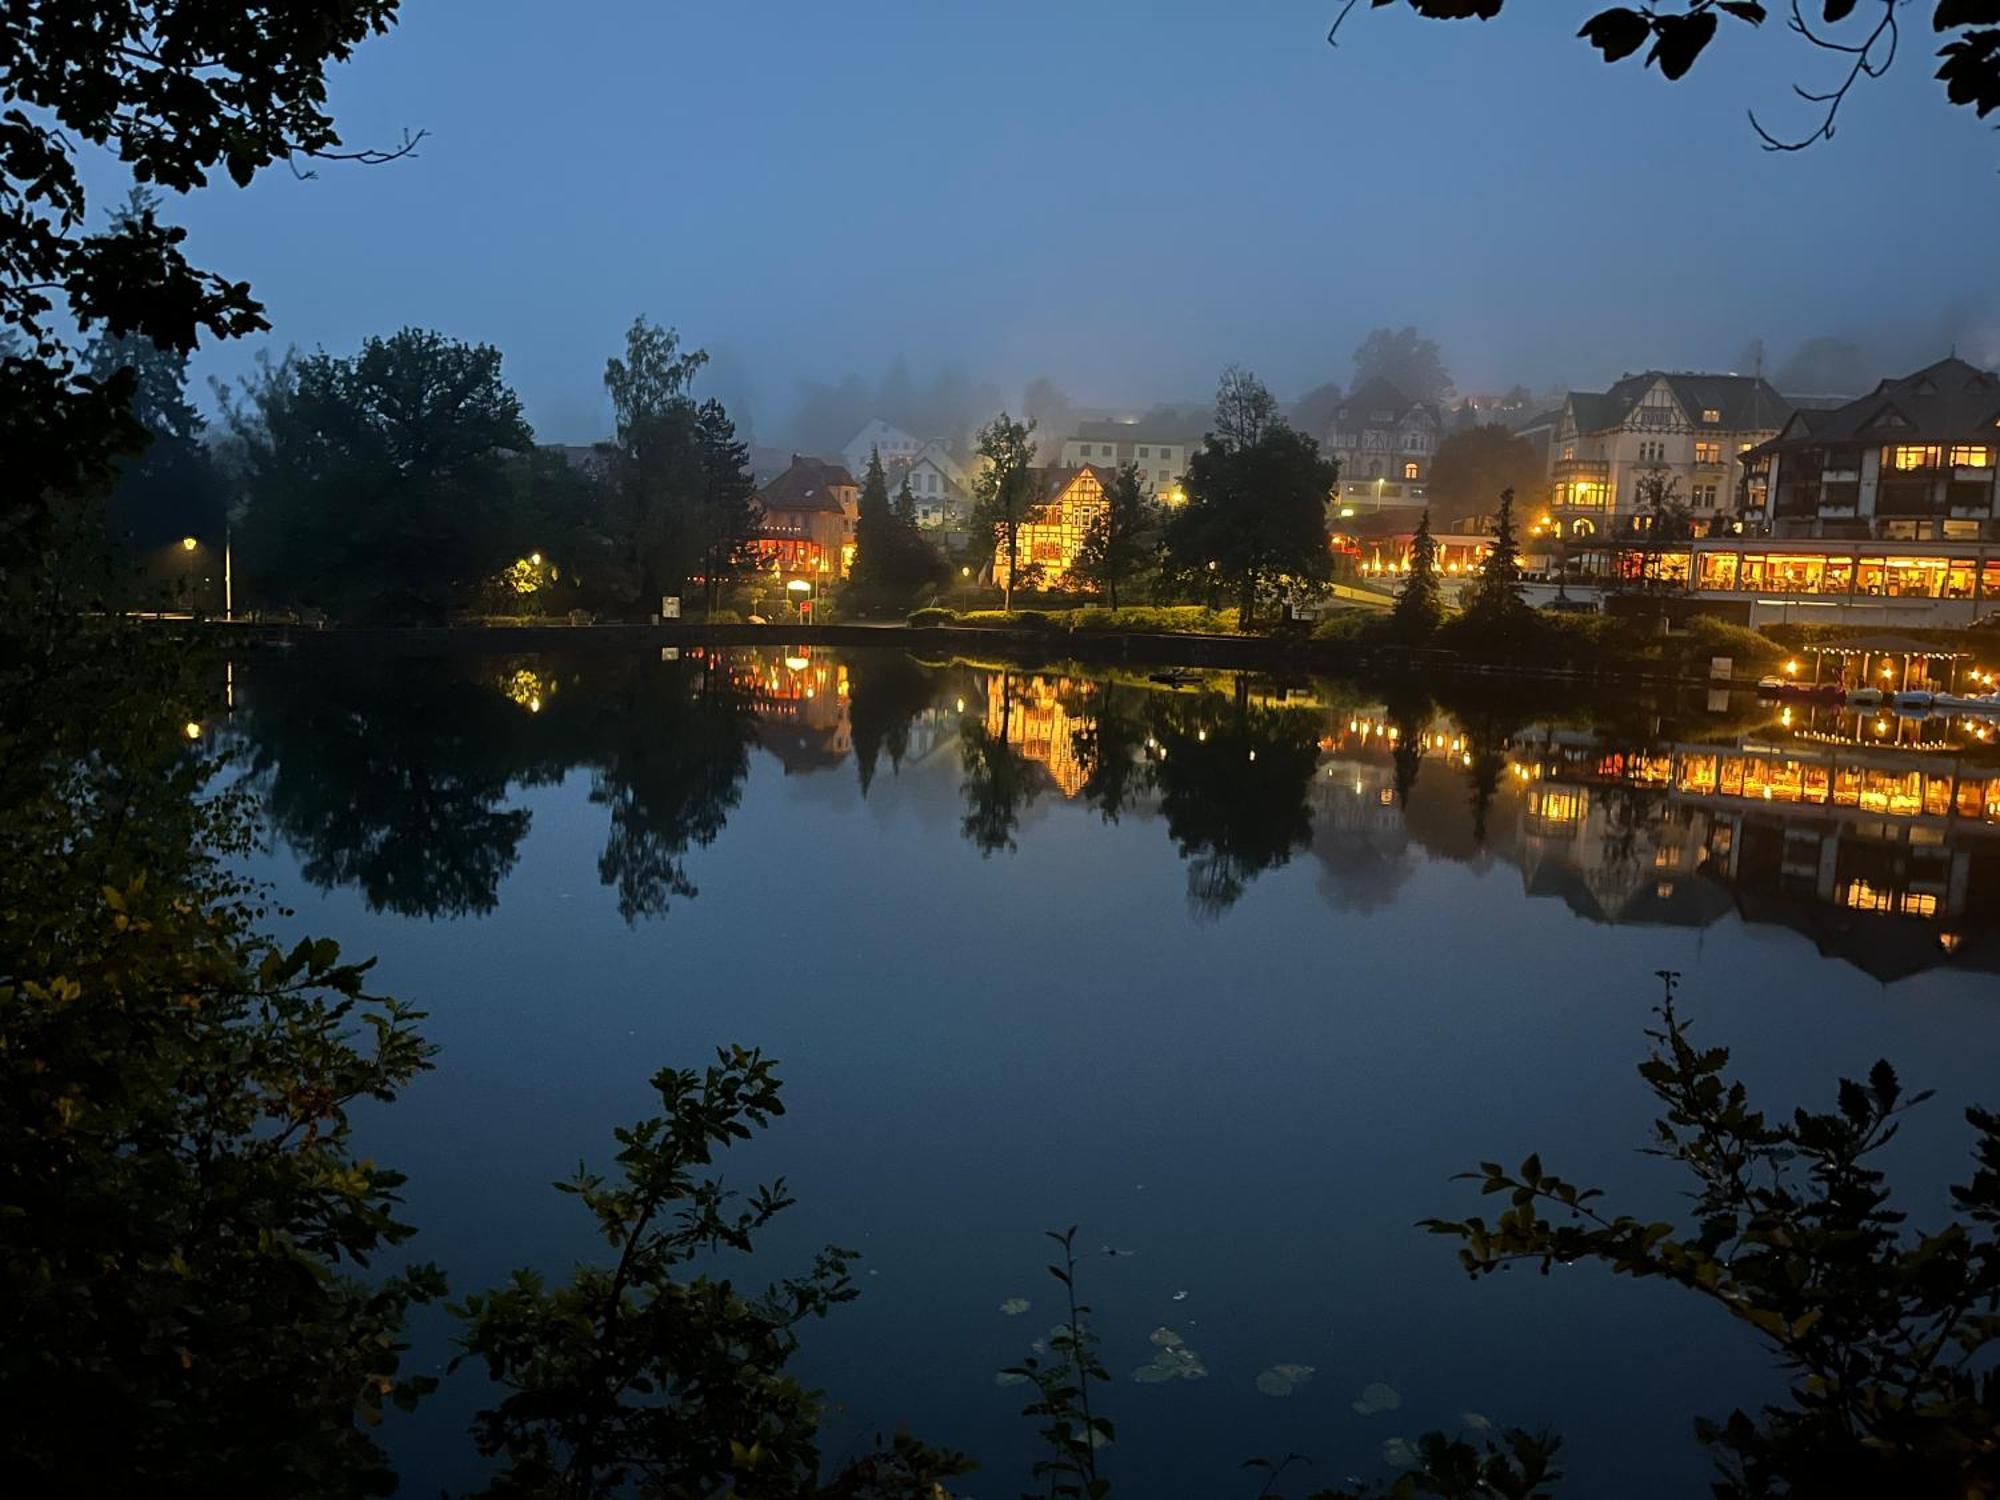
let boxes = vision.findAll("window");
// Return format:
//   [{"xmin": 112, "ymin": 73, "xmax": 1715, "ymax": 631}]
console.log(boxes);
[
  {"xmin": 1695, "ymin": 441, "xmax": 1722, "ymax": 465},
  {"xmin": 1890, "ymin": 444, "xmax": 1944, "ymax": 471},
  {"xmin": 1692, "ymin": 482, "xmax": 1718, "ymax": 508},
  {"xmin": 1701, "ymin": 408, "xmax": 1721, "ymax": 424},
  {"xmin": 1949, "ymin": 445, "xmax": 1992, "ymax": 468},
  {"xmin": 1403, "ymin": 461, "xmax": 1420, "ymax": 480},
  {"xmin": 1138, "ymin": 446, "xmax": 1150, "ymax": 458}
]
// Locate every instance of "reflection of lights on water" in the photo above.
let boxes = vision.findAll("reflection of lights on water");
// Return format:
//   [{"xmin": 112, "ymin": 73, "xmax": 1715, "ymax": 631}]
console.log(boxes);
[
  {"xmin": 956, "ymin": 698, "xmax": 966, "ymax": 713},
  {"xmin": 501, "ymin": 668, "xmax": 553, "ymax": 713},
  {"xmin": 783, "ymin": 656, "xmax": 811, "ymax": 671}
]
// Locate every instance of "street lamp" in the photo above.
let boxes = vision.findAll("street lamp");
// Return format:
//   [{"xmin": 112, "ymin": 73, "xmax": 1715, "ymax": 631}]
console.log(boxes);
[
  {"xmin": 785, "ymin": 576, "xmax": 815, "ymax": 623},
  {"xmin": 180, "ymin": 535, "xmax": 198, "ymax": 552}
]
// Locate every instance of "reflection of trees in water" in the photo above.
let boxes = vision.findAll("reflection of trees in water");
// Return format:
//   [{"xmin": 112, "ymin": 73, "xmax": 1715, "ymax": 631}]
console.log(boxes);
[
  {"xmin": 585, "ymin": 665, "xmax": 753, "ymax": 923},
  {"xmin": 848, "ymin": 651, "xmax": 943, "ymax": 796},
  {"xmin": 1066, "ymin": 680, "xmax": 1149, "ymax": 824},
  {"xmin": 237, "ymin": 652, "xmax": 754, "ymax": 924},
  {"xmin": 237, "ymin": 656, "xmax": 535, "ymax": 918},
  {"xmin": 958, "ymin": 671, "xmax": 1038, "ymax": 856},
  {"xmin": 1147, "ymin": 686, "xmax": 1321, "ymax": 918}
]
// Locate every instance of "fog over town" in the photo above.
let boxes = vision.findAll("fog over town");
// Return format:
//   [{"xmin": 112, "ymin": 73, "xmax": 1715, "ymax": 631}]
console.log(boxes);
[{"xmin": 149, "ymin": 1, "xmax": 2000, "ymax": 447}]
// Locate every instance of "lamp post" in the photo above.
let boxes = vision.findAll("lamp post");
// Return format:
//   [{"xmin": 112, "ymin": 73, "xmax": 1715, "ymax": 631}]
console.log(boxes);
[{"xmin": 785, "ymin": 575, "xmax": 814, "ymax": 624}]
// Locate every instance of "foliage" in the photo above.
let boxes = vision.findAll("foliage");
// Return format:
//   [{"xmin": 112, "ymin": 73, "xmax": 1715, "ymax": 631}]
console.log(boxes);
[
  {"xmin": 228, "ymin": 328, "xmax": 534, "ymax": 620},
  {"xmin": 78, "ymin": 188, "xmax": 232, "ymax": 574},
  {"xmin": 1346, "ymin": 3, "xmax": 1998, "ymax": 150},
  {"xmin": 1072, "ymin": 461, "xmax": 1160, "ymax": 609},
  {"xmin": 0, "ymin": 617, "xmax": 442, "ymax": 1496},
  {"xmin": 1388, "ymin": 509, "xmax": 1445, "ymax": 641},
  {"xmin": 1351, "ymin": 326, "xmax": 1453, "ymax": 405},
  {"xmin": 908, "ymin": 606, "xmax": 957, "ymax": 627},
  {"xmin": 452, "ymin": 1045, "xmax": 973, "ymax": 1498},
  {"xmin": 0, "ymin": 0, "xmax": 416, "ymax": 602},
  {"xmin": 1162, "ymin": 369, "xmax": 1336, "ymax": 628},
  {"xmin": 1300, "ymin": 1430, "xmax": 1563, "ymax": 1499},
  {"xmin": 849, "ymin": 451, "xmax": 942, "ymax": 612},
  {"xmin": 973, "ymin": 413, "xmax": 1040, "ymax": 610},
  {"xmin": 1427, "ymin": 425, "xmax": 1544, "ymax": 526},
  {"xmin": 600, "ymin": 317, "xmax": 757, "ymax": 614},
  {"xmin": 1421, "ymin": 972, "xmax": 2000, "ymax": 1498},
  {"xmin": 1456, "ymin": 488, "xmax": 1531, "ymax": 639},
  {"xmin": 1002, "ymin": 1229, "xmax": 1112, "ymax": 1500}
]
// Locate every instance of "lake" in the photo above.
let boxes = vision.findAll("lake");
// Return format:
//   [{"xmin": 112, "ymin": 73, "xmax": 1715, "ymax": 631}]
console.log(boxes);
[{"xmin": 222, "ymin": 642, "xmax": 2000, "ymax": 1497}]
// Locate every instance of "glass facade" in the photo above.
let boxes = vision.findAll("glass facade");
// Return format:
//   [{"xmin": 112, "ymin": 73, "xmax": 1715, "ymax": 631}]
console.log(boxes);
[{"xmin": 1685, "ymin": 547, "xmax": 1992, "ymax": 599}]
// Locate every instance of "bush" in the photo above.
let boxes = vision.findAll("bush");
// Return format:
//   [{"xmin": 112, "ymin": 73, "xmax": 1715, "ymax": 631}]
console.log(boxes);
[
  {"xmin": 906, "ymin": 606, "xmax": 955, "ymax": 627},
  {"xmin": 1011, "ymin": 610, "xmax": 1053, "ymax": 630},
  {"xmin": 703, "ymin": 608, "xmax": 741, "ymax": 625}
]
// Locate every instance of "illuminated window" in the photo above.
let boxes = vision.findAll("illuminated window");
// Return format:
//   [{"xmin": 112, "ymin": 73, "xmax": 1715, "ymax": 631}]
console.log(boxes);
[
  {"xmin": 1692, "ymin": 482, "xmax": 1719, "ymax": 508},
  {"xmin": 1694, "ymin": 441, "xmax": 1722, "ymax": 465},
  {"xmin": 1403, "ymin": 461, "xmax": 1419, "ymax": 480},
  {"xmin": 1948, "ymin": 445, "xmax": 1992, "ymax": 468},
  {"xmin": 1889, "ymin": 444, "xmax": 1944, "ymax": 471},
  {"xmin": 1701, "ymin": 408, "xmax": 1721, "ymax": 424}
]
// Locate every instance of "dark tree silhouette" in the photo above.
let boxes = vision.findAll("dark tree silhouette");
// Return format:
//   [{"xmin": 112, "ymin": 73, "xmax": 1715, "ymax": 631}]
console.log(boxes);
[
  {"xmin": 1146, "ymin": 687, "xmax": 1321, "ymax": 917},
  {"xmin": 1338, "ymin": 3, "xmax": 1997, "ymax": 151}
]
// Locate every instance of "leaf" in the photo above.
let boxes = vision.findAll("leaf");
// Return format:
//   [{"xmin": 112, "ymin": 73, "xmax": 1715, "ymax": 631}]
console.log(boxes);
[
  {"xmin": 1578, "ymin": 8, "xmax": 1651, "ymax": 62},
  {"xmin": 1648, "ymin": 9, "xmax": 1720, "ymax": 79}
]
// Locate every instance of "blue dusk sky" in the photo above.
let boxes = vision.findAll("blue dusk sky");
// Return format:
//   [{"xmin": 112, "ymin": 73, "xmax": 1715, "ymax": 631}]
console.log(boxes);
[{"xmin": 135, "ymin": 1, "xmax": 2000, "ymax": 442}]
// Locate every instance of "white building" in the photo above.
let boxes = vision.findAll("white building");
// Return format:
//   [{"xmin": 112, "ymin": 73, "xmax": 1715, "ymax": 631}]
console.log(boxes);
[
  {"xmin": 1058, "ymin": 420, "xmax": 1200, "ymax": 502},
  {"xmin": 841, "ymin": 419, "xmax": 922, "ymax": 480},
  {"xmin": 1548, "ymin": 371, "xmax": 1791, "ymax": 539},
  {"xmin": 896, "ymin": 439, "xmax": 971, "ymax": 529}
]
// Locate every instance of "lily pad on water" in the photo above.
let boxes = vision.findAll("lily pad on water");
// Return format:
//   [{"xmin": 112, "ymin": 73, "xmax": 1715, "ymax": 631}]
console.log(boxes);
[
  {"xmin": 1460, "ymin": 1410, "xmax": 1492, "ymax": 1432},
  {"xmin": 1131, "ymin": 1341, "xmax": 1207, "ymax": 1384},
  {"xmin": 1255, "ymin": 1363, "xmax": 1315, "ymax": 1398},
  {"xmin": 999, "ymin": 1297, "xmax": 1030, "ymax": 1316},
  {"xmin": 1381, "ymin": 1437, "xmax": 1419, "ymax": 1470},
  {"xmin": 1352, "ymin": 1381, "xmax": 1403, "ymax": 1416},
  {"xmin": 1148, "ymin": 1326, "xmax": 1184, "ymax": 1348},
  {"xmin": 994, "ymin": 1370, "xmax": 1030, "ymax": 1387}
]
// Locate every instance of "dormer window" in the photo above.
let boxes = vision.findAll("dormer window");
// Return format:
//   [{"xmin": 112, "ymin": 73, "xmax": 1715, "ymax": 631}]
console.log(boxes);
[{"xmin": 1700, "ymin": 408, "xmax": 1721, "ymax": 424}]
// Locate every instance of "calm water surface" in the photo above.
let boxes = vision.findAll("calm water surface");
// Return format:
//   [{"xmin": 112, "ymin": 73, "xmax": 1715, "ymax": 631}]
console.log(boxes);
[{"xmin": 226, "ymin": 644, "xmax": 2000, "ymax": 1497}]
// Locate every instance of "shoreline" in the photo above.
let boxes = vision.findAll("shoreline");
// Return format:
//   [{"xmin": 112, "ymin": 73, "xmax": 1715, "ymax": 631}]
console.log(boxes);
[{"xmin": 176, "ymin": 617, "xmax": 1744, "ymax": 689}]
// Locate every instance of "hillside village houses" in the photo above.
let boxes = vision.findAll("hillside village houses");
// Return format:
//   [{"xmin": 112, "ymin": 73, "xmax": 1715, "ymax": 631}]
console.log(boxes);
[
  {"xmin": 749, "ymin": 456, "xmax": 860, "ymax": 579},
  {"xmin": 892, "ymin": 439, "xmax": 971, "ymax": 529},
  {"xmin": 1059, "ymin": 419, "xmax": 1201, "ymax": 503},
  {"xmin": 1546, "ymin": 371, "xmax": 1792, "ymax": 538},
  {"xmin": 841, "ymin": 418, "xmax": 922, "ymax": 479},
  {"xmin": 990, "ymin": 465, "xmax": 1114, "ymax": 594},
  {"xmin": 1323, "ymin": 378, "xmax": 1444, "ymax": 518}
]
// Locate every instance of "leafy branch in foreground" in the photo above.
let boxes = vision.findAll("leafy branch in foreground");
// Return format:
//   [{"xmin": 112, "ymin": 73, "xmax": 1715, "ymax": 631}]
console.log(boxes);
[
  {"xmin": 0, "ymin": 622, "xmax": 444, "ymax": 1496},
  {"xmin": 1003, "ymin": 1227, "xmax": 1114, "ymax": 1499},
  {"xmin": 450, "ymin": 1045, "xmax": 972, "ymax": 1499},
  {"xmin": 1420, "ymin": 971, "xmax": 2000, "ymax": 1498}
]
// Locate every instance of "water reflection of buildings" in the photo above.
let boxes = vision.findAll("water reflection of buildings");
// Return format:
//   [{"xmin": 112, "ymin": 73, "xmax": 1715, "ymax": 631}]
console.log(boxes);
[
  {"xmin": 1508, "ymin": 730, "xmax": 2000, "ymax": 979},
  {"xmin": 730, "ymin": 648, "xmax": 852, "ymax": 774},
  {"xmin": 985, "ymin": 674, "xmax": 1092, "ymax": 798}
]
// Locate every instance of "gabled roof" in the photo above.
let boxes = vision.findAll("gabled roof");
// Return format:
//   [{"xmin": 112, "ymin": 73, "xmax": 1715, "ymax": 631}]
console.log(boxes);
[
  {"xmin": 1756, "ymin": 357, "xmax": 2000, "ymax": 454},
  {"xmin": 1566, "ymin": 371, "xmax": 1792, "ymax": 436},
  {"xmin": 1337, "ymin": 379, "xmax": 1441, "ymax": 428},
  {"xmin": 755, "ymin": 456, "xmax": 857, "ymax": 515},
  {"xmin": 1025, "ymin": 463, "xmax": 1116, "ymax": 510}
]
